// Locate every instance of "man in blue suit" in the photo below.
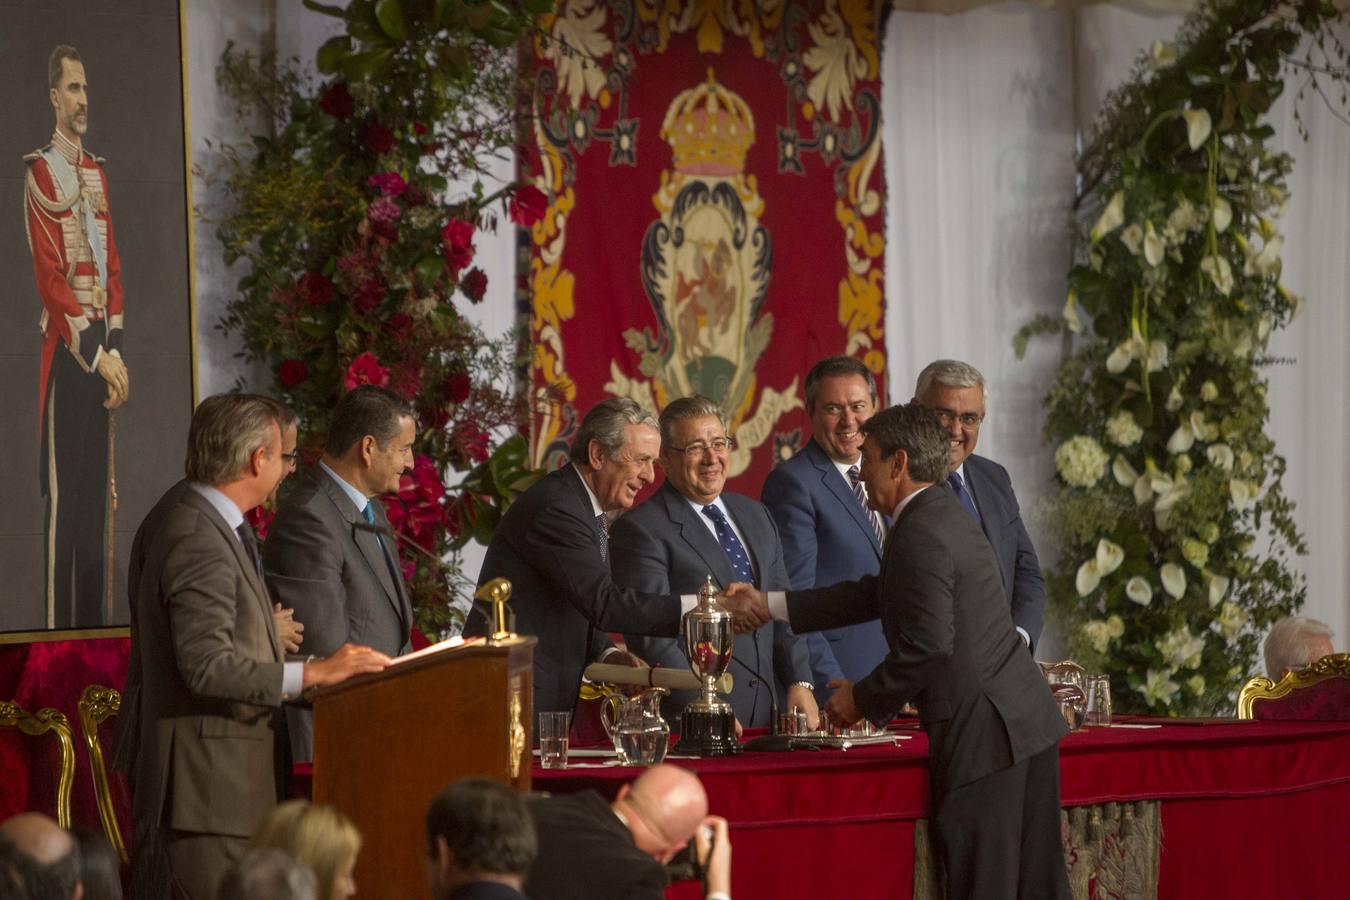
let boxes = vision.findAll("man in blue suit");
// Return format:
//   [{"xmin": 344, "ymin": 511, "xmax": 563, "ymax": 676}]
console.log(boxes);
[
  {"xmin": 915, "ymin": 359, "xmax": 1046, "ymax": 648},
  {"xmin": 761, "ymin": 356, "xmax": 890, "ymax": 701}
]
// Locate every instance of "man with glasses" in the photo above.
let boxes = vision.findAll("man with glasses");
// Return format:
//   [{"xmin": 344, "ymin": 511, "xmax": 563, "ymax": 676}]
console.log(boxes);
[
  {"xmin": 611, "ymin": 396, "xmax": 817, "ymax": 729},
  {"xmin": 914, "ymin": 360, "xmax": 1046, "ymax": 649}
]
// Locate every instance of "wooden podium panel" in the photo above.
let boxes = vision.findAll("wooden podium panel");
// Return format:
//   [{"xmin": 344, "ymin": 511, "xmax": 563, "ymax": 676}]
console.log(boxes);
[{"xmin": 310, "ymin": 636, "xmax": 534, "ymax": 898}]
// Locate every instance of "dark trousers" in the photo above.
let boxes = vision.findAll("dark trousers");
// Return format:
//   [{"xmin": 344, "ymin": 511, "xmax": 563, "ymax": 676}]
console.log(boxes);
[
  {"xmin": 41, "ymin": 336, "xmax": 111, "ymax": 627},
  {"xmin": 932, "ymin": 742, "xmax": 1071, "ymax": 900}
]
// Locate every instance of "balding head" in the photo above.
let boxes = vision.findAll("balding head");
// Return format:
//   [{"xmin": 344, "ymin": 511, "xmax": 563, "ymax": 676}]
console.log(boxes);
[
  {"xmin": 613, "ymin": 765, "xmax": 708, "ymax": 864},
  {"xmin": 0, "ymin": 814, "xmax": 81, "ymax": 899}
]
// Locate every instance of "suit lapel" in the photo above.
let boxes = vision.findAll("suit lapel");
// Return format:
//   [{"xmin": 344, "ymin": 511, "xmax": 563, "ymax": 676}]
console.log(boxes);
[
  {"xmin": 962, "ymin": 458, "xmax": 1001, "ymax": 546},
  {"xmin": 317, "ymin": 469, "xmax": 407, "ymax": 629},
  {"xmin": 808, "ymin": 440, "xmax": 883, "ymax": 559},
  {"xmin": 662, "ymin": 486, "xmax": 735, "ymax": 589}
]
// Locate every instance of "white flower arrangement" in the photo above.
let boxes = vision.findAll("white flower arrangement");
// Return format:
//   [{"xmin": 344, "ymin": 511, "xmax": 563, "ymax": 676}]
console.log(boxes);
[
  {"xmin": 1106, "ymin": 410, "xmax": 1143, "ymax": 446},
  {"xmin": 1055, "ymin": 436, "xmax": 1109, "ymax": 488}
]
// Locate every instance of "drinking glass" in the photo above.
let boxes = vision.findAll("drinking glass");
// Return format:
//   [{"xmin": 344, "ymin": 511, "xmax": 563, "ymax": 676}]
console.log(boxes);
[
  {"xmin": 538, "ymin": 712, "xmax": 571, "ymax": 769},
  {"xmin": 1085, "ymin": 675, "xmax": 1112, "ymax": 727}
]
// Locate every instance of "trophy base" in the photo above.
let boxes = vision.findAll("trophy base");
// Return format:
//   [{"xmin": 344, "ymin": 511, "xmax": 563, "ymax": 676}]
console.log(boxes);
[{"xmin": 673, "ymin": 708, "xmax": 741, "ymax": 757}]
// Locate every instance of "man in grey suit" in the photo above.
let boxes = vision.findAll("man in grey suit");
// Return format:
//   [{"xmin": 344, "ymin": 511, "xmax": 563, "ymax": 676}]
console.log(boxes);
[
  {"xmin": 723, "ymin": 404, "xmax": 1070, "ymax": 899},
  {"xmin": 914, "ymin": 359, "xmax": 1047, "ymax": 648},
  {"xmin": 263, "ymin": 385, "xmax": 417, "ymax": 761},
  {"xmin": 129, "ymin": 393, "xmax": 390, "ymax": 900},
  {"xmin": 611, "ymin": 396, "xmax": 817, "ymax": 729}
]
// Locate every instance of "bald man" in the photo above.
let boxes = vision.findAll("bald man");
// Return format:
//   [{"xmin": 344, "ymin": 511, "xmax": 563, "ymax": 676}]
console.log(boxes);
[
  {"xmin": 524, "ymin": 765, "xmax": 731, "ymax": 900},
  {"xmin": 0, "ymin": 812, "xmax": 83, "ymax": 899}
]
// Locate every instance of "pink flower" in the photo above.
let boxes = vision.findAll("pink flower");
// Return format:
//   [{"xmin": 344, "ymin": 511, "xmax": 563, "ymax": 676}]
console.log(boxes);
[
  {"xmin": 367, "ymin": 171, "xmax": 407, "ymax": 197},
  {"xmin": 368, "ymin": 197, "xmax": 402, "ymax": 225},
  {"xmin": 345, "ymin": 352, "xmax": 389, "ymax": 390},
  {"xmin": 459, "ymin": 268, "xmax": 488, "ymax": 303},
  {"xmin": 440, "ymin": 219, "xmax": 476, "ymax": 274},
  {"xmin": 508, "ymin": 185, "xmax": 548, "ymax": 227},
  {"xmin": 278, "ymin": 359, "xmax": 308, "ymax": 388}
]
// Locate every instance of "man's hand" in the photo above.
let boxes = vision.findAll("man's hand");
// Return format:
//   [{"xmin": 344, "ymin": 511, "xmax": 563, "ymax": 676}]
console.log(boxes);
[
  {"xmin": 96, "ymin": 353, "xmax": 129, "ymax": 409},
  {"xmin": 785, "ymin": 684, "xmax": 820, "ymax": 731},
  {"xmin": 600, "ymin": 646, "xmax": 650, "ymax": 697},
  {"xmin": 694, "ymin": 815, "xmax": 732, "ymax": 896},
  {"xmin": 824, "ymin": 679, "xmax": 863, "ymax": 729},
  {"xmin": 273, "ymin": 603, "xmax": 304, "ymax": 655},
  {"xmin": 720, "ymin": 582, "xmax": 769, "ymax": 633},
  {"xmin": 301, "ymin": 643, "xmax": 392, "ymax": 691}
]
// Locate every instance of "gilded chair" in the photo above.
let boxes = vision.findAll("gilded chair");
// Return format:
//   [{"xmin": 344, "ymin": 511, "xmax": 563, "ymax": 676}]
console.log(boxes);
[
  {"xmin": 1237, "ymin": 653, "xmax": 1350, "ymax": 720},
  {"xmin": 78, "ymin": 684, "xmax": 128, "ymax": 862},
  {"xmin": 0, "ymin": 701, "xmax": 76, "ymax": 827}
]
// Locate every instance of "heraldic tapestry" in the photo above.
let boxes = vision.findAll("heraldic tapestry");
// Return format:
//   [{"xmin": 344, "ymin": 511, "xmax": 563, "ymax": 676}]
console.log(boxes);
[{"xmin": 526, "ymin": 0, "xmax": 887, "ymax": 491}]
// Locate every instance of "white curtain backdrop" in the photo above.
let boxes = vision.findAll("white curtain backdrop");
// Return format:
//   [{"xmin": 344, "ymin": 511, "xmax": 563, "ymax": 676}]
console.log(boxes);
[{"xmin": 882, "ymin": 3, "xmax": 1350, "ymax": 653}]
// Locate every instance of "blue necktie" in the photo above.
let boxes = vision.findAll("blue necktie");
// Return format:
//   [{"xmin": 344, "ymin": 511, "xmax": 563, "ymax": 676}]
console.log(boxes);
[
  {"xmin": 948, "ymin": 471, "xmax": 982, "ymax": 524},
  {"xmin": 701, "ymin": 504, "xmax": 754, "ymax": 583},
  {"xmin": 363, "ymin": 501, "xmax": 401, "ymax": 581}
]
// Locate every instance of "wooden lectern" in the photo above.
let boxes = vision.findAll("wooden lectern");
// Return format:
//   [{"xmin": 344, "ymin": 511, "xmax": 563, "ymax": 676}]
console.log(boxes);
[{"xmin": 310, "ymin": 636, "xmax": 535, "ymax": 898}]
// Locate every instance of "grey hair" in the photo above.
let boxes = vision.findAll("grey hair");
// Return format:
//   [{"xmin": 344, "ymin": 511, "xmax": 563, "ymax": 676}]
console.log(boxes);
[
  {"xmin": 1264, "ymin": 615, "xmax": 1334, "ymax": 678},
  {"xmin": 914, "ymin": 359, "xmax": 988, "ymax": 402},
  {"xmin": 569, "ymin": 397, "xmax": 659, "ymax": 466},
  {"xmin": 804, "ymin": 356, "xmax": 876, "ymax": 413},
  {"xmin": 859, "ymin": 403, "xmax": 949, "ymax": 484},
  {"xmin": 658, "ymin": 396, "xmax": 728, "ymax": 448},
  {"xmin": 185, "ymin": 393, "xmax": 281, "ymax": 486},
  {"xmin": 218, "ymin": 848, "xmax": 318, "ymax": 900}
]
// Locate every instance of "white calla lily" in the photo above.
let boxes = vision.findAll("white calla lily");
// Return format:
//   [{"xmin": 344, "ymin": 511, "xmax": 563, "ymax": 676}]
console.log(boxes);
[
  {"xmin": 1161, "ymin": 562, "xmax": 1187, "ymax": 599},
  {"xmin": 1200, "ymin": 255, "xmax": 1234, "ymax": 296},
  {"xmin": 1229, "ymin": 478, "xmax": 1256, "ymax": 512},
  {"xmin": 1207, "ymin": 573, "xmax": 1230, "ymax": 608},
  {"xmin": 1134, "ymin": 473, "xmax": 1155, "ymax": 505},
  {"xmin": 1245, "ymin": 234, "xmax": 1283, "ymax": 278},
  {"xmin": 1166, "ymin": 385, "xmax": 1184, "ymax": 412},
  {"xmin": 1167, "ymin": 421, "xmax": 1195, "ymax": 454},
  {"xmin": 1095, "ymin": 539, "xmax": 1125, "ymax": 576},
  {"xmin": 1091, "ymin": 191, "xmax": 1126, "ymax": 242},
  {"xmin": 1150, "ymin": 40, "xmax": 1176, "ymax": 69},
  {"xmin": 1207, "ymin": 444, "xmax": 1235, "ymax": 471},
  {"xmin": 1126, "ymin": 576, "xmax": 1154, "ymax": 606},
  {"xmin": 1183, "ymin": 108, "xmax": 1212, "ymax": 150},
  {"xmin": 1112, "ymin": 455, "xmax": 1139, "ymax": 487},
  {"xmin": 1076, "ymin": 559, "xmax": 1102, "ymax": 597},
  {"xmin": 1144, "ymin": 220, "xmax": 1165, "ymax": 267},
  {"xmin": 1212, "ymin": 196, "xmax": 1232, "ymax": 233},
  {"xmin": 1106, "ymin": 342, "xmax": 1134, "ymax": 374},
  {"xmin": 1200, "ymin": 381, "xmax": 1219, "ymax": 402},
  {"xmin": 1146, "ymin": 340, "xmax": 1169, "ymax": 372},
  {"xmin": 1119, "ymin": 223, "xmax": 1144, "ymax": 255},
  {"xmin": 1063, "ymin": 290, "xmax": 1083, "ymax": 333}
]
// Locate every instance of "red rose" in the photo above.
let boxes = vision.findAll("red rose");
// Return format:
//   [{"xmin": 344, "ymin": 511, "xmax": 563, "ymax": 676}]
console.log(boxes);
[
  {"xmin": 461, "ymin": 425, "xmax": 490, "ymax": 464},
  {"xmin": 440, "ymin": 219, "xmax": 476, "ymax": 274},
  {"xmin": 508, "ymin": 185, "xmax": 548, "ymax": 227},
  {"xmin": 352, "ymin": 279, "xmax": 386, "ymax": 313},
  {"xmin": 345, "ymin": 351, "xmax": 389, "ymax": 390},
  {"xmin": 361, "ymin": 122, "xmax": 396, "ymax": 155},
  {"xmin": 319, "ymin": 81, "xmax": 354, "ymax": 119},
  {"xmin": 386, "ymin": 313, "xmax": 414, "ymax": 338},
  {"xmin": 389, "ymin": 364, "xmax": 423, "ymax": 400},
  {"xmin": 447, "ymin": 372, "xmax": 472, "ymax": 404},
  {"xmin": 246, "ymin": 504, "xmax": 275, "ymax": 541},
  {"xmin": 278, "ymin": 358, "xmax": 309, "ymax": 388},
  {"xmin": 459, "ymin": 267, "xmax": 488, "ymax": 304},
  {"xmin": 297, "ymin": 271, "xmax": 334, "ymax": 307}
]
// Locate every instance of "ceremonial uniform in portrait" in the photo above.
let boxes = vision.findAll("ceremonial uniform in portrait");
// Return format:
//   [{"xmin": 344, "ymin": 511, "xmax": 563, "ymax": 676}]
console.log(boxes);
[
  {"xmin": 24, "ymin": 129, "xmax": 125, "ymax": 627},
  {"xmin": 263, "ymin": 462, "xmax": 414, "ymax": 760},
  {"xmin": 612, "ymin": 481, "xmax": 811, "ymax": 727}
]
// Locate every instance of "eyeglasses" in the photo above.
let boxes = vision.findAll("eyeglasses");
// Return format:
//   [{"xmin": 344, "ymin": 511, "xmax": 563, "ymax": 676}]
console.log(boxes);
[
  {"xmin": 281, "ymin": 451, "xmax": 300, "ymax": 466},
  {"xmin": 932, "ymin": 409, "xmax": 984, "ymax": 428},
  {"xmin": 667, "ymin": 437, "xmax": 737, "ymax": 458}
]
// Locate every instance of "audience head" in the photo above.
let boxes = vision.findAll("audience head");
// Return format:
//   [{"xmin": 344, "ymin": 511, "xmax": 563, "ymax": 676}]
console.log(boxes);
[
  {"xmin": 217, "ymin": 848, "xmax": 317, "ymax": 900},
  {"xmin": 1264, "ymin": 615, "xmax": 1335, "ymax": 679},
  {"xmin": 322, "ymin": 385, "xmax": 416, "ymax": 496},
  {"xmin": 913, "ymin": 359, "xmax": 987, "ymax": 472},
  {"xmin": 569, "ymin": 398, "xmax": 661, "ymax": 513},
  {"xmin": 0, "ymin": 813, "xmax": 82, "ymax": 900},
  {"xmin": 185, "ymin": 393, "xmax": 286, "ymax": 507},
  {"xmin": 426, "ymin": 778, "xmax": 537, "ymax": 899},
  {"xmin": 857, "ymin": 403, "xmax": 949, "ymax": 514},
  {"xmin": 613, "ymin": 765, "xmax": 709, "ymax": 864},
  {"xmin": 805, "ymin": 356, "xmax": 878, "ymax": 464},
  {"xmin": 250, "ymin": 801, "xmax": 359, "ymax": 900},
  {"xmin": 70, "ymin": 829, "xmax": 118, "ymax": 900},
  {"xmin": 658, "ymin": 396, "xmax": 732, "ymax": 506}
]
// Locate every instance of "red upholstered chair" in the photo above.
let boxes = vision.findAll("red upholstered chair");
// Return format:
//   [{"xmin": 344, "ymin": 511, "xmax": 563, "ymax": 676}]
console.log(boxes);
[
  {"xmin": 0, "ymin": 701, "xmax": 76, "ymax": 826},
  {"xmin": 1237, "ymin": 653, "xmax": 1350, "ymax": 720},
  {"xmin": 78, "ymin": 685, "xmax": 130, "ymax": 862}
]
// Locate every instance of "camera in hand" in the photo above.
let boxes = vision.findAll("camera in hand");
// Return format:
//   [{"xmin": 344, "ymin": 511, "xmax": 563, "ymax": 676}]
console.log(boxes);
[{"xmin": 664, "ymin": 838, "xmax": 708, "ymax": 883}]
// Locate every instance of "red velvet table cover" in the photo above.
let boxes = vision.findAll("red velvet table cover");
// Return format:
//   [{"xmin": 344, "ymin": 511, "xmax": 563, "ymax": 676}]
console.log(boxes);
[{"xmin": 535, "ymin": 718, "xmax": 1350, "ymax": 900}]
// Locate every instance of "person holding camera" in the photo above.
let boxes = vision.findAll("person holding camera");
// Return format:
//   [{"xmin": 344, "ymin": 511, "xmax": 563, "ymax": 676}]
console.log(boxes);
[{"xmin": 524, "ymin": 765, "xmax": 732, "ymax": 900}]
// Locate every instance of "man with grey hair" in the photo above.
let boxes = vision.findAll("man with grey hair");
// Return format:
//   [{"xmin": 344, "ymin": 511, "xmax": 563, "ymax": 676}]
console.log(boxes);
[
  {"xmin": 217, "ymin": 849, "xmax": 317, "ymax": 900},
  {"xmin": 722, "ymin": 404, "xmax": 1070, "ymax": 899},
  {"xmin": 128, "ymin": 393, "xmax": 390, "ymax": 900},
  {"xmin": 612, "ymin": 395, "xmax": 817, "ymax": 729},
  {"xmin": 914, "ymin": 359, "xmax": 1047, "ymax": 649},
  {"xmin": 1264, "ymin": 615, "xmax": 1336, "ymax": 679},
  {"xmin": 467, "ymin": 398, "xmax": 703, "ymax": 715}
]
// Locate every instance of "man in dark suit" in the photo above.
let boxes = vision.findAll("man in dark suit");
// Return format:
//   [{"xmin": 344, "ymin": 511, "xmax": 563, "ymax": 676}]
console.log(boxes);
[
  {"xmin": 525, "ymin": 764, "xmax": 731, "ymax": 900},
  {"xmin": 129, "ymin": 393, "xmax": 390, "ymax": 900},
  {"xmin": 723, "ymin": 403, "xmax": 1070, "ymax": 899},
  {"xmin": 915, "ymin": 359, "xmax": 1047, "ymax": 648},
  {"xmin": 465, "ymin": 398, "xmax": 700, "ymax": 716},
  {"xmin": 761, "ymin": 356, "xmax": 890, "ymax": 702},
  {"xmin": 263, "ymin": 385, "xmax": 416, "ymax": 761},
  {"xmin": 612, "ymin": 395, "xmax": 816, "ymax": 728},
  {"xmin": 426, "ymin": 778, "xmax": 537, "ymax": 900}
]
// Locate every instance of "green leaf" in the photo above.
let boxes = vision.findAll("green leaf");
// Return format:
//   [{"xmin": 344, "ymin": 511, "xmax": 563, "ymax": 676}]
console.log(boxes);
[
  {"xmin": 416, "ymin": 255, "xmax": 445, "ymax": 285},
  {"xmin": 521, "ymin": 0, "xmax": 554, "ymax": 13},
  {"xmin": 441, "ymin": 45, "xmax": 472, "ymax": 79},
  {"xmin": 343, "ymin": 48, "xmax": 395, "ymax": 82},
  {"xmin": 302, "ymin": 0, "xmax": 348, "ymax": 18},
  {"xmin": 375, "ymin": 0, "xmax": 406, "ymax": 40},
  {"xmin": 316, "ymin": 36, "xmax": 352, "ymax": 74}
]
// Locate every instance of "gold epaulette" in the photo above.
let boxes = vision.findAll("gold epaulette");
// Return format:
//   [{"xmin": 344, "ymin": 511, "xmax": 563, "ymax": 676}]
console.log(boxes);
[{"xmin": 22, "ymin": 146, "xmax": 49, "ymax": 165}]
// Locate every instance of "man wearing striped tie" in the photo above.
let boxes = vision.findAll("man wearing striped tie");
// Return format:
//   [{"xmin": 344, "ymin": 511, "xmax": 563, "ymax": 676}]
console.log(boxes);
[{"xmin": 914, "ymin": 360, "xmax": 1046, "ymax": 650}]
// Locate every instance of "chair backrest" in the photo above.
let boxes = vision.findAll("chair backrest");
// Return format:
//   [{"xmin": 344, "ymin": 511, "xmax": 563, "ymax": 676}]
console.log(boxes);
[
  {"xmin": 0, "ymin": 701, "xmax": 75, "ymax": 827},
  {"xmin": 78, "ymin": 684, "xmax": 128, "ymax": 862},
  {"xmin": 1237, "ymin": 653, "xmax": 1350, "ymax": 720}
]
